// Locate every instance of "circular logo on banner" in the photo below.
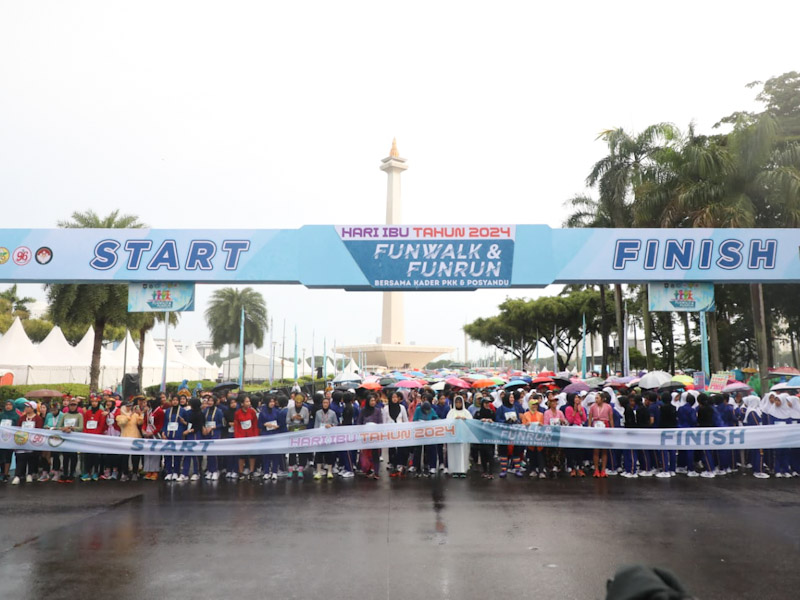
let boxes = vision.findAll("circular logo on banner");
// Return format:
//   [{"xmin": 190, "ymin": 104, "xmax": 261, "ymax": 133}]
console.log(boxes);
[
  {"xmin": 35, "ymin": 247, "xmax": 53, "ymax": 265},
  {"xmin": 30, "ymin": 433, "xmax": 45, "ymax": 446},
  {"xmin": 0, "ymin": 247, "xmax": 9, "ymax": 264},
  {"xmin": 13, "ymin": 247, "xmax": 31, "ymax": 266},
  {"xmin": 0, "ymin": 429, "xmax": 11, "ymax": 442},
  {"xmin": 14, "ymin": 431, "xmax": 29, "ymax": 445},
  {"xmin": 47, "ymin": 435, "xmax": 64, "ymax": 448}
]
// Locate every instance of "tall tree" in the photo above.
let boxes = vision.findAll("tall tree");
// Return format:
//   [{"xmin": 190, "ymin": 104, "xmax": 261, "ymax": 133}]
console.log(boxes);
[
  {"xmin": 204, "ymin": 287, "xmax": 269, "ymax": 365},
  {"xmin": 0, "ymin": 285, "xmax": 36, "ymax": 314},
  {"xmin": 47, "ymin": 210, "xmax": 146, "ymax": 390}
]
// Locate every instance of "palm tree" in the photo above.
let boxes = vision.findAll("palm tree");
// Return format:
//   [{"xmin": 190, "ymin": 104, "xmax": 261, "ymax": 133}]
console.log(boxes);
[
  {"xmin": 0, "ymin": 284, "xmax": 36, "ymax": 314},
  {"xmin": 205, "ymin": 288, "xmax": 268, "ymax": 370},
  {"xmin": 127, "ymin": 312, "xmax": 180, "ymax": 384},
  {"xmin": 47, "ymin": 210, "xmax": 146, "ymax": 390}
]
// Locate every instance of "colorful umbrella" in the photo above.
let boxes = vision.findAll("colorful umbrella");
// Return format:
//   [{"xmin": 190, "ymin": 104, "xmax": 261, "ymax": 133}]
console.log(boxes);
[
  {"xmin": 530, "ymin": 376, "xmax": 554, "ymax": 385},
  {"xmin": 471, "ymin": 379, "xmax": 497, "ymax": 389},
  {"xmin": 722, "ymin": 381, "xmax": 752, "ymax": 394},
  {"xmin": 445, "ymin": 377, "xmax": 470, "ymax": 388},
  {"xmin": 395, "ymin": 379, "xmax": 424, "ymax": 388},
  {"xmin": 359, "ymin": 381, "xmax": 382, "ymax": 390},
  {"xmin": 562, "ymin": 381, "xmax": 591, "ymax": 394},
  {"xmin": 671, "ymin": 375, "xmax": 694, "ymax": 385}
]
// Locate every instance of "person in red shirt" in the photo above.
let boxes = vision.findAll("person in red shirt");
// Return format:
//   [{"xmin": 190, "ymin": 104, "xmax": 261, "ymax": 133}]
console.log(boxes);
[
  {"xmin": 81, "ymin": 396, "xmax": 107, "ymax": 481},
  {"xmin": 234, "ymin": 395, "xmax": 259, "ymax": 480}
]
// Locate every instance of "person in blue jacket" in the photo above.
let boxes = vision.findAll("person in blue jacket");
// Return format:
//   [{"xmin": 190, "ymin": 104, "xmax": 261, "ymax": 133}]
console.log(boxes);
[
  {"xmin": 202, "ymin": 395, "xmax": 225, "ymax": 481},
  {"xmin": 259, "ymin": 395, "xmax": 286, "ymax": 481},
  {"xmin": 432, "ymin": 392, "xmax": 451, "ymax": 473},
  {"xmin": 495, "ymin": 393, "xmax": 524, "ymax": 478},
  {"xmin": 714, "ymin": 394, "xmax": 736, "ymax": 474},
  {"xmin": 162, "ymin": 395, "xmax": 189, "ymax": 481},
  {"xmin": 412, "ymin": 399, "xmax": 439, "ymax": 476},
  {"xmin": 677, "ymin": 395, "xmax": 698, "ymax": 477}
]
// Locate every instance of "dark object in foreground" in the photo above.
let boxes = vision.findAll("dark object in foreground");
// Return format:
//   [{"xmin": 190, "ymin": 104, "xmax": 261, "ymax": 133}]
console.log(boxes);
[{"xmin": 606, "ymin": 565, "xmax": 695, "ymax": 600}]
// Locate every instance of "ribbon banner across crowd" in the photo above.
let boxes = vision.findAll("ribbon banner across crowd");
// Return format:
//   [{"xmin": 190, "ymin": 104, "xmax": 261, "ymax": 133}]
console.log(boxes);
[{"xmin": 3, "ymin": 421, "xmax": 800, "ymax": 455}]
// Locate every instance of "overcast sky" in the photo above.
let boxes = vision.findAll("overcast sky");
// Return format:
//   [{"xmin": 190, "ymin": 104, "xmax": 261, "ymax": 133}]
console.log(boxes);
[{"xmin": 1, "ymin": 1, "xmax": 797, "ymax": 363}]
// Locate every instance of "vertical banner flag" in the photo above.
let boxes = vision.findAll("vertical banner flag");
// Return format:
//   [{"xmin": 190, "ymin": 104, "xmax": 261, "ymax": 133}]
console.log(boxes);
[{"xmin": 128, "ymin": 282, "xmax": 195, "ymax": 312}]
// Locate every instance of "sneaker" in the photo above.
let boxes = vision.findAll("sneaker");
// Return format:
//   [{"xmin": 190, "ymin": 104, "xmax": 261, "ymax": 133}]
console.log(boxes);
[
  {"xmin": 120, "ymin": 474, "xmax": 130, "ymax": 482},
  {"xmin": 656, "ymin": 472, "xmax": 671, "ymax": 478},
  {"xmin": 131, "ymin": 474, "xmax": 138, "ymax": 482},
  {"xmin": 190, "ymin": 474, "xmax": 199, "ymax": 481},
  {"xmin": 577, "ymin": 469, "xmax": 586, "ymax": 477},
  {"xmin": 442, "ymin": 468, "xmax": 449, "ymax": 475},
  {"xmin": 92, "ymin": 473, "xmax": 99, "ymax": 481},
  {"xmin": 700, "ymin": 471, "xmax": 715, "ymax": 478},
  {"xmin": 38, "ymin": 472, "xmax": 50, "ymax": 482},
  {"xmin": 686, "ymin": 471, "xmax": 699, "ymax": 477},
  {"xmin": 429, "ymin": 467, "xmax": 436, "ymax": 475},
  {"xmin": 271, "ymin": 472, "xmax": 278, "ymax": 481},
  {"xmin": 243, "ymin": 468, "xmax": 251, "ymax": 476},
  {"xmin": 177, "ymin": 475, "xmax": 188, "ymax": 482},
  {"xmin": 792, "ymin": 471, "xmax": 799, "ymax": 478},
  {"xmin": 25, "ymin": 474, "xmax": 33, "ymax": 483},
  {"xmin": 529, "ymin": 471, "xmax": 537, "ymax": 478},
  {"xmin": 314, "ymin": 472, "xmax": 322, "ymax": 480},
  {"xmin": 341, "ymin": 471, "xmax": 354, "ymax": 478},
  {"xmin": 606, "ymin": 470, "xmax": 618, "ymax": 476},
  {"xmin": 593, "ymin": 471, "xmax": 600, "ymax": 478},
  {"xmin": 639, "ymin": 470, "xmax": 653, "ymax": 477},
  {"xmin": 212, "ymin": 472, "xmax": 219, "ymax": 481},
  {"xmin": 297, "ymin": 471, "xmax": 304, "ymax": 480},
  {"xmin": 79, "ymin": 474, "xmax": 90, "ymax": 482},
  {"xmin": 11, "ymin": 476, "xmax": 20, "ymax": 485},
  {"xmin": 205, "ymin": 471, "xmax": 212, "ymax": 480},
  {"xmin": 499, "ymin": 471, "xmax": 507, "ymax": 478},
  {"xmin": 620, "ymin": 472, "xmax": 632, "ymax": 478},
  {"xmin": 515, "ymin": 469, "xmax": 524, "ymax": 478},
  {"xmin": 539, "ymin": 472, "xmax": 546, "ymax": 479},
  {"xmin": 110, "ymin": 471, "xmax": 119, "ymax": 480},
  {"xmin": 264, "ymin": 473, "xmax": 271, "ymax": 481},
  {"xmin": 164, "ymin": 473, "xmax": 174, "ymax": 481},
  {"xmin": 230, "ymin": 472, "xmax": 238, "ymax": 480},
  {"xmin": 754, "ymin": 472, "xmax": 770, "ymax": 479},
  {"xmin": 775, "ymin": 472, "xmax": 785, "ymax": 478},
  {"xmin": 675, "ymin": 467, "xmax": 688, "ymax": 474},
  {"xmin": 570, "ymin": 471, "xmax": 577, "ymax": 478},
  {"xmin": 408, "ymin": 466, "xmax": 417, "ymax": 473}
]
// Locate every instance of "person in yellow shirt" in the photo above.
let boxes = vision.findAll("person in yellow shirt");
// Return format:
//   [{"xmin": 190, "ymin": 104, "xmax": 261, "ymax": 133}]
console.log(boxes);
[
  {"xmin": 116, "ymin": 399, "xmax": 144, "ymax": 481},
  {"xmin": 522, "ymin": 395, "xmax": 546, "ymax": 478}
]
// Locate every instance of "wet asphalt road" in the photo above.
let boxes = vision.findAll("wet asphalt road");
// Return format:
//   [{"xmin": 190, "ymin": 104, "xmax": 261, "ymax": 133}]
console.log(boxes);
[{"xmin": 1, "ymin": 472, "xmax": 799, "ymax": 600}]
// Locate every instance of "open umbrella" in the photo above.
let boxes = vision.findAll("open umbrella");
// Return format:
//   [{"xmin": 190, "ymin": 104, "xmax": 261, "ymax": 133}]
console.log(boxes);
[
  {"xmin": 333, "ymin": 372, "xmax": 362, "ymax": 383},
  {"xmin": 445, "ymin": 377, "xmax": 470, "ymax": 388},
  {"xmin": 638, "ymin": 371, "xmax": 672, "ymax": 389},
  {"xmin": 537, "ymin": 370, "xmax": 556, "ymax": 377},
  {"xmin": 583, "ymin": 377, "xmax": 605, "ymax": 388},
  {"xmin": 395, "ymin": 379, "xmax": 424, "ymax": 389},
  {"xmin": 787, "ymin": 375, "xmax": 800, "ymax": 387},
  {"xmin": 530, "ymin": 376, "xmax": 553, "ymax": 386},
  {"xmin": 658, "ymin": 381, "xmax": 687, "ymax": 392},
  {"xmin": 24, "ymin": 389, "xmax": 66, "ymax": 398},
  {"xmin": 212, "ymin": 382, "xmax": 239, "ymax": 393},
  {"xmin": 671, "ymin": 375, "xmax": 694, "ymax": 386},
  {"xmin": 378, "ymin": 377, "xmax": 398, "ymax": 387},
  {"xmin": 359, "ymin": 381, "xmax": 382, "ymax": 391},
  {"xmin": 334, "ymin": 382, "xmax": 359, "ymax": 390},
  {"xmin": 430, "ymin": 380, "xmax": 447, "ymax": 391},
  {"xmin": 562, "ymin": 381, "xmax": 591, "ymax": 394},
  {"xmin": 722, "ymin": 381, "xmax": 752, "ymax": 394},
  {"xmin": 471, "ymin": 379, "xmax": 497, "ymax": 389},
  {"xmin": 504, "ymin": 380, "xmax": 528, "ymax": 390}
]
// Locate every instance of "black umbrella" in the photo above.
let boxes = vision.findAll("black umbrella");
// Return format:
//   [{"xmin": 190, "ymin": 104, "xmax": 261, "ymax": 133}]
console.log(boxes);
[
  {"xmin": 334, "ymin": 382, "xmax": 358, "ymax": 390},
  {"xmin": 379, "ymin": 377, "xmax": 398, "ymax": 387},
  {"xmin": 213, "ymin": 381, "xmax": 240, "ymax": 393},
  {"xmin": 658, "ymin": 381, "xmax": 685, "ymax": 392}
]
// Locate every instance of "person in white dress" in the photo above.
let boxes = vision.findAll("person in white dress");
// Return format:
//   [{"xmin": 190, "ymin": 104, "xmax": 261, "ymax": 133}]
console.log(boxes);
[{"xmin": 445, "ymin": 395, "xmax": 473, "ymax": 478}]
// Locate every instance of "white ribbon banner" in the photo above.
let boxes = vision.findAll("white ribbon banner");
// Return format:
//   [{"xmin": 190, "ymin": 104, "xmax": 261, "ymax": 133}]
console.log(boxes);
[{"xmin": 2, "ymin": 421, "xmax": 800, "ymax": 455}]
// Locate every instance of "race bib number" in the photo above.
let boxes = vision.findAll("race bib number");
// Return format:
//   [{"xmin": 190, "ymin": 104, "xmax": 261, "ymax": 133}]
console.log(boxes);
[
  {"xmin": 106, "ymin": 416, "xmax": 115, "ymax": 426},
  {"xmin": 86, "ymin": 421, "xmax": 98, "ymax": 430},
  {"xmin": 594, "ymin": 421, "xmax": 606, "ymax": 429},
  {"xmin": 205, "ymin": 421, "xmax": 215, "ymax": 429},
  {"xmin": 241, "ymin": 419, "xmax": 252, "ymax": 430},
  {"xmin": 22, "ymin": 420, "xmax": 35, "ymax": 429},
  {"xmin": 505, "ymin": 413, "xmax": 517, "ymax": 421},
  {"xmin": 64, "ymin": 418, "xmax": 77, "ymax": 428},
  {"xmin": 0, "ymin": 419, "xmax": 11, "ymax": 427},
  {"xmin": 228, "ymin": 425, "xmax": 234, "ymax": 433},
  {"xmin": 167, "ymin": 422, "xmax": 179, "ymax": 432},
  {"xmin": 266, "ymin": 420, "xmax": 278, "ymax": 429}
]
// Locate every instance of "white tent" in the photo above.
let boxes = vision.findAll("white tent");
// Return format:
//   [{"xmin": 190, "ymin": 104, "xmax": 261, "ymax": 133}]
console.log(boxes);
[
  {"xmin": 34, "ymin": 326, "xmax": 76, "ymax": 367},
  {"xmin": 0, "ymin": 317, "xmax": 38, "ymax": 366},
  {"xmin": 220, "ymin": 352, "xmax": 299, "ymax": 381},
  {"xmin": 181, "ymin": 343, "xmax": 218, "ymax": 380},
  {"xmin": 74, "ymin": 327, "xmax": 95, "ymax": 364}
]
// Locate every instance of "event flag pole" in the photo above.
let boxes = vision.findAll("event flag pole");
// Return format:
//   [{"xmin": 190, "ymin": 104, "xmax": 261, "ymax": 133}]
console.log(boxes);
[
  {"xmin": 269, "ymin": 317, "xmax": 274, "ymax": 387},
  {"xmin": 160, "ymin": 312, "xmax": 170, "ymax": 393},
  {"xmin": 535, "ymin": 330, "xmax": 539, "ymax": 369},
  {"xmin": 581, "ymin": 313, "xmax": 587, "ymax": 378},
  {"xmin": 281, "ymin": 319, "xmax": 286, "ymax": 377},
  {"xmin": 553, "ymin": 324, "xmax": 557, "ymax": 372},
  {"xmin": 333, "ymin": 338, "xmax": 337, "ymax": 376},
  {"xmin": 238, "ymin": 305, "xmax": 245, "ymax": 389},
  {"xmin": 311, "ymin": 329, "xmax": 315, "ymax": 390},
  {"xmin": 323, "ymin": 338, "xmax": 327, "ymax": 382},
  {"xmin": 293, "ymin": 325, "xmax": 298, "ymax": 381},
  {"xmin": 699, "ymin": 310, "xmax": 711, "ymax": 377},
  {"xmin": 622, "ymin": 310, "xmax": 630, "ymax": 377}
]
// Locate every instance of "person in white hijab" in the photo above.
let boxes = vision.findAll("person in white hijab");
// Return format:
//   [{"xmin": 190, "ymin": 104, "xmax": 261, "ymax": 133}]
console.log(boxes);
[
  {"xmin": 445, "ymin": 395, "xmax": 473, "ymax": 477},
  {"xmin": 742, "ymin": 395, "xmax": 768, "ymax": 478},
  {"xmin": 770, "ymin": 393, "xmax": 793, "ymax": 477},
  {"xmin": 786, "ymin": 393, "xmax": 800, "ymax": 477}
]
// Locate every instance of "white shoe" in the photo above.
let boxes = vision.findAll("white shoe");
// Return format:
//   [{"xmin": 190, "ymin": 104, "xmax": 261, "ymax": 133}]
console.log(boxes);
[
  {"xmin": 700, "ymin": 471, "xmax": 715, "ymax": 478},
  {"xmin": 25, "ymin": 474, "xmax": 33, "ymax": 483},
  {"xmin": 754, "ymin": 472, "xmax": 770, "ymax": 479},
  {"xmin": 120, "ymin": 474, "xmax": 129, "ymax": 482},
  {"xmin": 670, "ymin": 471, "xmax": 677, "ymax": 477},
  {"xmin": 212, "ymin": 472, "xmax": 219, "ymax": 481},
  {"xmin": 639, "ymin": 470, "xmax": 653, "ymax": 477},
  {"xmin": 606, "ymin": 470, "xmax": 618, "ymax": 476},
  {"xmin": 675, "ymin": 467, "xmax": 688, "ymax": 474},
  {"xmin": 442, "ymin": 468, "xmax": 449, "ymax": 475},
  {"xmin": 775, "ymin": 472, "xmax": 785, "ymax": 478},
  {"xmin": 204, "ymin": 471, "xmax": 212, "ymax": 479},
  {"xmin": 687, "ymin": 471, "xmax": 699, "ymax": 478},
  {"xmin": 429, "ymin": 468, "xmax": 436, "ymax": 475},
  {"xmin": 177, "ymin": 475, "xmax": 188, "ymax": 482},
  {"xmin": 11, "ymin": 476, "xmax": 20, "ymax": 485},
  {"xmin": 263, "ymin": 473, "xmax": 271, "ymax": 481},
  {"xmin": 725, "ymin": 468, "xmax": 732, "ymax": 474},
  {"xmin": 620, "ymin": 472, "xmax": 632, "ymax": 478},
  {"xmin": 190, "ymin": 474, "xmax": 199, "ymax": 481},
  {"xmin": 656, "ymin": 472, "xmax": 671, "ymax": 479},
  {"xmin": 271, "ymin": 473, "xmax": 278, "ymax": 481},
  {"xmin": 230, "ymin": 473, "xmax": 238, "ymax": 480},
  {"xmin": 340, "ymin": 471, "xmax": 354, "ymax": 478},
  {"xmin": 243, "ymin": 468, "xmax": 250, "ymax": 476},
  {"xmin": 792, "ymin": 471, "xmax": 799, "ymax": 478}
]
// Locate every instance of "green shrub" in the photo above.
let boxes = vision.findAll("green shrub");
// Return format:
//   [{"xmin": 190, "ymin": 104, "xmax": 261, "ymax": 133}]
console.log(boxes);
[{"xmin": 0, "ymin": 383, "xmax": 91, "ymax": 403}]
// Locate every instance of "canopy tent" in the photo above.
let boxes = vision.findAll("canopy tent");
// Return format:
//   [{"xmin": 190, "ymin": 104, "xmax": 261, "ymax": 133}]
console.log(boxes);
[
  {"xmin": 33, "ymin": 326, "xmax": 76, "ymax": 367},
  {"xmin": 220, "ymin": 352, "xmax": 302, "ymax": 381}
]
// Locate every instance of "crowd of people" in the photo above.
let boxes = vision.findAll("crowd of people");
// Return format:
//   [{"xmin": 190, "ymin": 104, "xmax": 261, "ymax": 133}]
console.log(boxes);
[{"xmin": 1, "ymin": 382, "xmax": 799, "ymax": 485}]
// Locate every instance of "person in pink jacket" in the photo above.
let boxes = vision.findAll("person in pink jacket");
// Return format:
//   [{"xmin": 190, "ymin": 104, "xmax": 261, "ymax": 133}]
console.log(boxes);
[{"xmin": 564, "ymin": 393, "xmax": 587, "ymax": 477}]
